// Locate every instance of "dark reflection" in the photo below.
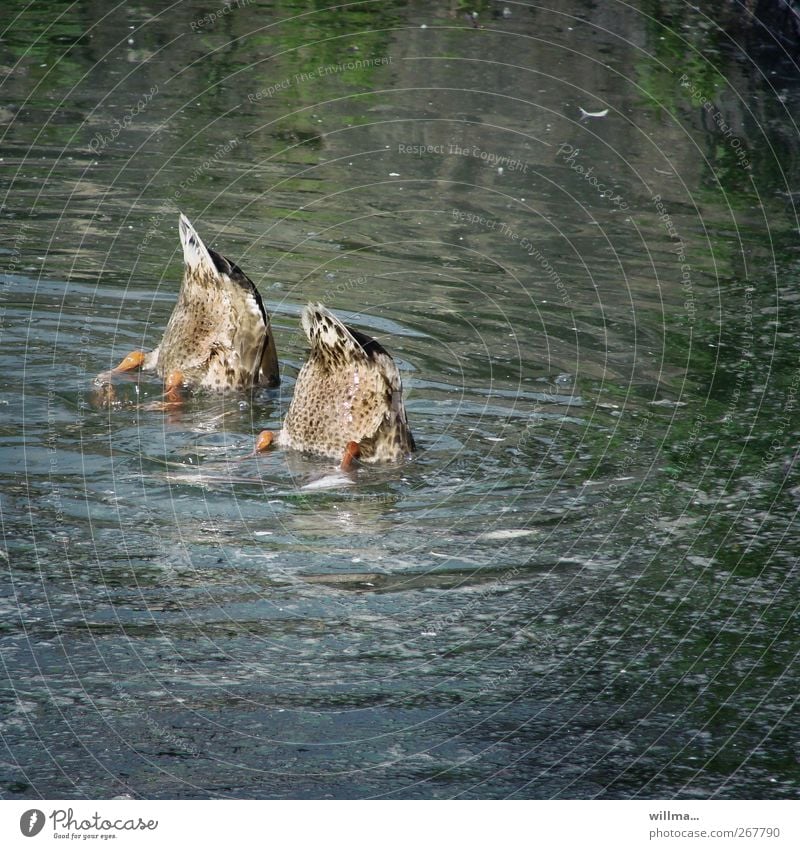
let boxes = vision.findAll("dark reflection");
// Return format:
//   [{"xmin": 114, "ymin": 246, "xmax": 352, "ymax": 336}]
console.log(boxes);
[{"xmin": 1, "ymin": 0, "xmax": 799, "ymax": 800}]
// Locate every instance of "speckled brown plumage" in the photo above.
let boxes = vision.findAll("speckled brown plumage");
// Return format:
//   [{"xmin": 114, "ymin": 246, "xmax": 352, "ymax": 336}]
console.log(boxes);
[
  {"xmin": 273, "ymin": 303, "xmax": 415, "ymax": 463},
  {"xmin": 139, "ymin": 214, "xmax": 279, "ymax": 391}
]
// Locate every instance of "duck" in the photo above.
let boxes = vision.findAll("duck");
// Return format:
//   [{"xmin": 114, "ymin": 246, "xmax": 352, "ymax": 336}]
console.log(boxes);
[
  {"xmin": 96, "ymin": 213, "xmax": 279, "ymax": 398},
  {"xmin": 256, "ymin": 303, "xmax": 415, "ymax": 466}
]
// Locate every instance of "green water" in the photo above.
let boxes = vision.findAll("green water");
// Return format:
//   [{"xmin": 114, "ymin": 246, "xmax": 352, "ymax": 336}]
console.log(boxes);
[{"xmin": 1, "ymin": 0, "xmax": 798, "ymax": 798}]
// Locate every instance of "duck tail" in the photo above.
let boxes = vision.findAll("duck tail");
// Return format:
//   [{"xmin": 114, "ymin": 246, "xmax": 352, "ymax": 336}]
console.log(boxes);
[
  {"xmin": 179, "ymin": 213, "xmax": 217, "ymax": 277},
  {"xmin": 301, "ymin": 303, "xmax": 370, "ymax": 369}
]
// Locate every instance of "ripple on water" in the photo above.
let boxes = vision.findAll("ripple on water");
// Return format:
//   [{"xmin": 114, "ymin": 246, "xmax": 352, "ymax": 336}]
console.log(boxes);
[{"xmin": 2, "ymin": 2, "xmax": 799, "ymax": 798}]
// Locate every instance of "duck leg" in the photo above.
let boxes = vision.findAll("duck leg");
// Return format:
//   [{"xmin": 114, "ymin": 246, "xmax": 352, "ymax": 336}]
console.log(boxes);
[
  {"xmin": 341, "ymin": 441, "xmax": 361, "ymax": 471},
  {"xmin": 164, "ymin": 370, "xmax": 185, "ymax": 403},
  {"xmin": 255, "ymin": 430, "xmax": 275, "ymax": 453},
  {"xmin": 94, "ymin": 350, "xmax": 146, "ymax": 384},
  {"xmin": 142, "ymin": 370, "xmax": 187, "ymax": 411}
]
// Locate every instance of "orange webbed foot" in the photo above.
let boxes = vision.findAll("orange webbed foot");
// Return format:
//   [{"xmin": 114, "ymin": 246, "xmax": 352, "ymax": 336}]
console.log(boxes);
[
  {"xmin": 341, "ymin": 441, "xmax": 361, "ymax": 471},
  {"xmin": 164, "ymin": 370, "xmax": 185, "ymax": 403},
  {"xmin": 95, "ymin": 350, "xmax": 146, "ymax": 384},
  {"xmin": 142, "ymin": 370, "xmax": 187, "ymax": 411},
  {"xmin": 255, "ymin": 430, "xmax": 275, "ymax": 453}
]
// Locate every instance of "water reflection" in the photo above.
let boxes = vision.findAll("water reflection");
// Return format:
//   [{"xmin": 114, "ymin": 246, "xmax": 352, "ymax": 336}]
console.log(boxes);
[{"xmin": 1, "ymin": 0, "xmax": 799, "ymax": 799}]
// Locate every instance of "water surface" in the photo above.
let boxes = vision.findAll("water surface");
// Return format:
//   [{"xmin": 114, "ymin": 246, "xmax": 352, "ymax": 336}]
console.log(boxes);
[{"xmin": 1, "ymin": 0, "xmax": 799, "ymax": 799}]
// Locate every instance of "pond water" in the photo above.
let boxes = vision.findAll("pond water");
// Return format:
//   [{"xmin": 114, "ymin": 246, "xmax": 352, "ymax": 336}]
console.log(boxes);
[{"xmin": 1, "ymin": 1, "xmax": 799, "ymax": 799}]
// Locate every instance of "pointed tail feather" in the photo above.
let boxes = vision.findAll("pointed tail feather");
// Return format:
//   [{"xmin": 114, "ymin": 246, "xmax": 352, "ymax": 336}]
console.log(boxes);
[
  {"xmin": 301, "ymin": 302, "xmax": 392, "ymax": 365},
  {"xmin": 179, "ymin": 213, "xmax": 217, "ymax": 275}
]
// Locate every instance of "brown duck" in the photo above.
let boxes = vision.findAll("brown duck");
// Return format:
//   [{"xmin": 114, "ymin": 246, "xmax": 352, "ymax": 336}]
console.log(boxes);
[
  {"xmin": 256, "ymin": 303, "xmax": 415, "ymax": 466},
  {"xmin": 97, "ymin": 214, "xmax": 279, "ymax": 397}
]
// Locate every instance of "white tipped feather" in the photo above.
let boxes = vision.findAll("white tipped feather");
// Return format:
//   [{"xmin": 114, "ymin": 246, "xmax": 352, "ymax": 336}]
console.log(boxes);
[{"xmin": 179, "ymin": 213, "xmax": 216, "ymax": 275}]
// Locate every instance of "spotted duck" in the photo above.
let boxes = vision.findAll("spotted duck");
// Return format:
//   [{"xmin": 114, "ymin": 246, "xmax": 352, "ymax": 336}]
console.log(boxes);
[
  {"xmin": 96, "ymin": 214, "xmax": 279, "ymax": 399},
  {"xmin": 256, "ymin": 303, "xmax": 414, "ymax": 467}
]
